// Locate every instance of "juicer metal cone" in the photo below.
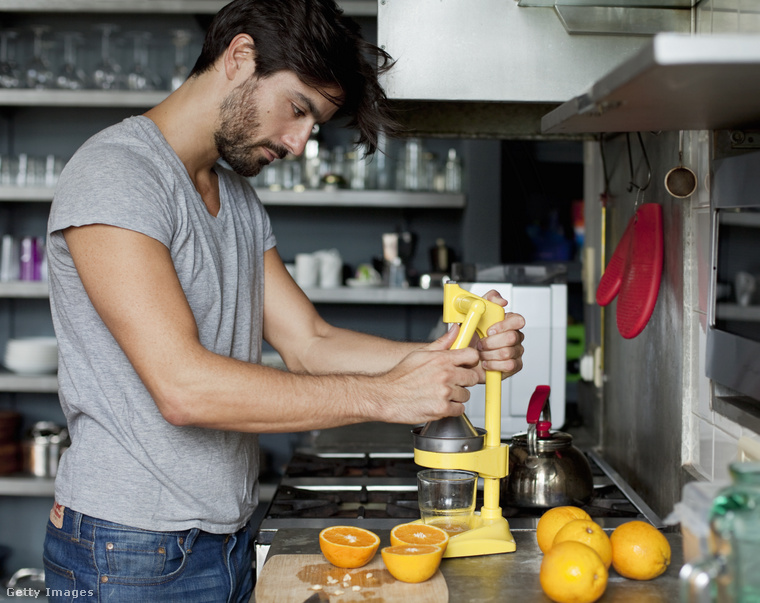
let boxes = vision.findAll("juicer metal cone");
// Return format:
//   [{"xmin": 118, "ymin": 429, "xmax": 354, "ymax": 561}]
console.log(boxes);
[{"xmin": 412, "ymin": 414, "xmax": 486, "ymax": 453}]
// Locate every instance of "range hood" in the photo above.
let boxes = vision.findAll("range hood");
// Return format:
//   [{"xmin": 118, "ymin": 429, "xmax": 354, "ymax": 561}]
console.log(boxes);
[
  {"xmin": 377, "ymin": 0, "xmax": 683, "ymax": 138},
  {"xmin": 542, "ymin": 33, "xmax": 760, "ymax": 134},
  {"xmin": 378, "ymin": 2, "xmax": 760, "ymax": 139}
]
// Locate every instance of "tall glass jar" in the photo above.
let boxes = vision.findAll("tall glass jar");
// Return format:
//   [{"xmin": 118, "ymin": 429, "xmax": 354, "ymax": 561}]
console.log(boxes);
[{"xmin": 680, "ymin": 461, "xmax": 760, "ymax": 603}]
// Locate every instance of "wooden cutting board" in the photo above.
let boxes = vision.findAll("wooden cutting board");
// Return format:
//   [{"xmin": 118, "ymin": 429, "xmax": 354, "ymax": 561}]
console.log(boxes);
[{"xmin": 254, "ymin": 554, "xmax": 448, "ymax": 603}]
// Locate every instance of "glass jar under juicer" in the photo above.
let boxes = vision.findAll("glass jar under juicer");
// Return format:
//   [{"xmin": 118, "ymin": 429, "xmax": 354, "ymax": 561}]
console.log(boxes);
[{"xmin": 412, "ymin": 282, "xmax": 516, "ymax": 558}]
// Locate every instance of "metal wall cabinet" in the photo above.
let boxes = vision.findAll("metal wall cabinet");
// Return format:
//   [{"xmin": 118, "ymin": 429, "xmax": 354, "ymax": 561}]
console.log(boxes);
[{"xmin": 541, "ymin": 33, "xmax": 760, "ymax": 135}]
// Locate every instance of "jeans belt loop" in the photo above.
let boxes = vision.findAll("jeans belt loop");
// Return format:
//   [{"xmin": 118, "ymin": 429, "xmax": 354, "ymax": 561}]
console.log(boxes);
[
  {"xmin": 71, "ymin": 509, "xmax": 84, "ymax": 541},
  {"xmin": 184, "ymin": 527, "xmax": 201, "ymax": 551}
]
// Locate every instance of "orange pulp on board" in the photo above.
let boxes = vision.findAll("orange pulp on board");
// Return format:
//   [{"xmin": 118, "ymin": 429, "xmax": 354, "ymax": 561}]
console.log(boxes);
[
  {"xmin": 540, "ymin": 540, "xmax": 609, "ymax": 603},
  {"xmin": 390, "ymin": 522, "xmax": 449, "ymax": 552},
  {"xmin": 318, "ymin": 525, "xmax": 380, "ymax": 569},
  {"xmin": 610, "ymin": 520, "xmax": 671, "ymax": 580},
  {"xmin": 536, "ymin": 506, "xmax": 592, "ymax": 554},
  {"xmin": 381, "ymin": 544, "xmax": 444, "ymax": 583},
  {"xmin": 552, "ymin": 518, "xmax": 613, "ymax": 569}
]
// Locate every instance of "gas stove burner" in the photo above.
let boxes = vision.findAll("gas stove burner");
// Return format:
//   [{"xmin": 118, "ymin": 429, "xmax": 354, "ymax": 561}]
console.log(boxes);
[
  {"xmin": 257, "ymin": 448, "xmax": 663, "ymax": 531},
  {"xmin": 266, "ymin": 484, "xmax": 421, "ymax": 520},
  {"xmin": 283, "ymin": 452, "xmax": 424, "ymax": 480}
]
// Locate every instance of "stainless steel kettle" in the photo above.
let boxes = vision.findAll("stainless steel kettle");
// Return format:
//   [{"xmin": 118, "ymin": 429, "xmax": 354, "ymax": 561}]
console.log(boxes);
[{"xmin": 503, "ymin": 385, "xmax": 594, "ymax": 508}]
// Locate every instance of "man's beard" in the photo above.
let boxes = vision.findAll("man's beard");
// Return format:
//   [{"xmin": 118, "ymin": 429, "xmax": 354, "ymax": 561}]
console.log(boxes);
[{"xmin": 215, "ymin": 77, "xmax": 288, "ymax": 178}]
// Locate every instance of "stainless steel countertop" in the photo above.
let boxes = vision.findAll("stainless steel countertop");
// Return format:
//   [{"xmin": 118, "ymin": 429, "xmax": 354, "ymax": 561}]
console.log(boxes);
[{"xmin": 254, "ymin": 528, "xmax": 683, "ymax": 602}]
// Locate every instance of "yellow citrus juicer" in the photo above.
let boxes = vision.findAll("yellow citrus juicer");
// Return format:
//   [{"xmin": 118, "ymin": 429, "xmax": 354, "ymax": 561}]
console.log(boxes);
[{"xmin": 411, "ymin": 281, "xmax": 515, "ymax": 558}]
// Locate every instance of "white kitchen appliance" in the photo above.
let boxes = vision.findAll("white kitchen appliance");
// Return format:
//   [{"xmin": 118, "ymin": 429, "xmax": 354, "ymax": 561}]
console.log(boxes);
[{"xmin": 456, "ymin": 264, "xmax": 568, "ymax": 438}]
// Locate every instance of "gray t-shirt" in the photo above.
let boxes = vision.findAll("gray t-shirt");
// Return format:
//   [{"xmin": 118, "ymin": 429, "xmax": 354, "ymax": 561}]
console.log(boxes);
[{"xmin": 47, "ymin": 115, "xmax": 276, "ymax": 534}]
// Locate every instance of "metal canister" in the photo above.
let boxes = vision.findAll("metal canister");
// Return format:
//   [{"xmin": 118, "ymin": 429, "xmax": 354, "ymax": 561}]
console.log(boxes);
[{"xmin": 21, "ymin": 421, "xmax": 69, "ymax": 477}]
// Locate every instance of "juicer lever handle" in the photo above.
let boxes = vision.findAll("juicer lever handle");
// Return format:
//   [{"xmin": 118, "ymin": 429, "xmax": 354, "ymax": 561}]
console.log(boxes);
[{"xmin": 526, "ymin": 385, "xmax": 552, "ymax": 436}]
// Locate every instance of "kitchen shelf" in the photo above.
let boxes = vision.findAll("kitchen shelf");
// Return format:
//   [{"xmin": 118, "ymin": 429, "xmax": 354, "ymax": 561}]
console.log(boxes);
[
  {"xmin": 0, "ymin": 371, "xmax": 58, "ymax": 393},
  {"xmin": 0, "ymin": 475, "xmax": 55, "ymax": 497},
  {"xmin": 0, "ymin": 187, "xmax": 55, "ymax": 202},
  {"xmin": 0, "ymin": 0, "xmax": 376, "ymax": 16},
  {"xmin": 542, "ymin": 33, "xmax": 760, "ymax": 135},
  {"xmin": 0, "ymin": 281, "xmax": 444, "ymax": 306},
  {"xmin": 304, "ymin": 286, "xmax": 444, "ymax": 305},
  {"xmin": 0, "ymin": 281, "xmax": 49, "ymax": 298},
  {"xmin": 0, "ymin": 89, "xmax": 167, "ymax": 108},
  {"xmin": 716, "ymin": 303, "xmax": 760, "ymax": 323},
  {"xmin": 719, "ymin": 211, "xmax": 760, "ymax": 228},
  {"xmin": 0, "ymin": 186, "xmax": 466, "ymax": 209},
  {"xmin": 258, "ymin": 189, "xmax": 465, "ymax": 209}
]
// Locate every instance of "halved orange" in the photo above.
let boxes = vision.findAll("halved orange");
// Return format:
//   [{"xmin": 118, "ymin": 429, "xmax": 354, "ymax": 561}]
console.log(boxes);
[
  {"xmin": 319, "ymin": 525, "xmax": 380, "ymax": 569},
  {"xmin": 390, "ymin": 522, "xmax": 449, "ymax": 552},
  {"xmin": 381, "ymin": 544, "xmax": 444, "ymax": 583}
]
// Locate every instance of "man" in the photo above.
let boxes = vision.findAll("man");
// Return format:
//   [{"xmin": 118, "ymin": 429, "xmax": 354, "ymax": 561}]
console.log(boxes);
[{"xmin": 42, "ymin": 1, "xmax": 525, "ymax": 601}]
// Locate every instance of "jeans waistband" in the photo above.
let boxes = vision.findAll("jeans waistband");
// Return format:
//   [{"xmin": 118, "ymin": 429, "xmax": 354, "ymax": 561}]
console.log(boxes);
[{"xmin": 59, "ymin": 506, "xmax": 245, "ymax": 550}]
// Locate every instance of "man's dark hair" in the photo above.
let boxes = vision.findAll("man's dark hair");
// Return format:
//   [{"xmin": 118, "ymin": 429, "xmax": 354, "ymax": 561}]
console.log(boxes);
[{"xmin": 190, "ymin": 0, "xmax": 398, "ymax": 154}]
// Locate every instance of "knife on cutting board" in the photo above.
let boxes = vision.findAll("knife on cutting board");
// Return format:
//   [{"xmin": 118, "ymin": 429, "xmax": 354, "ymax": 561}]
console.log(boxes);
[{"xmin": 302, "ymin": 591, "xmax": 329, "ymax": 603}]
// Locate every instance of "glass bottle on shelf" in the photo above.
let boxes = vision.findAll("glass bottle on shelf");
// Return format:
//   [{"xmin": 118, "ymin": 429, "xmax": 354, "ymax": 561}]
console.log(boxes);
[
  {"xmin": 24, "ymin": 25, "xmax": 54, "ymax": 90},
  {"xmin": 373, "ymin": 131, "xmax": 392, "ymax": 190},
  {"xmin": 303, "ymin": 126, "xmax": 322, "ymax": 189},
  {"xmin": 349, "ymin": 145, "xmax": 370, "ymax": 190},
  {"xmin": 0, "ymin": 30, "xmax": 20, "ymax": 89},
  {"xmin": 126, "ymin": 31, "xmax": 160, "ymax": 91},
  {"xmin": 92, "ymin": 23, "xmax": 122, "ymax": 90},
  {"xmin": 56, "ymin": 32, "xmax": 87, "ymax": 90},
  {"xmin": 402, "ymin": 138, "xmax": 423, "ymax": 191},
  {"xmin": 170, "ymin": 29, "xmax": 192, "ymax": 91},
  {"xmin": 445, "ymin": 148, "xmax": 463, "ymax": 193},
  {"xmin": 681, "ymin": 461, "xmax": 760, "ymax": 602}
]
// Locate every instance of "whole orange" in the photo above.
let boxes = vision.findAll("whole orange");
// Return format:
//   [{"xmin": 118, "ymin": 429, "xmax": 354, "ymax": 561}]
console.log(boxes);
[
  {"xmin": 610, "ymin": 521, "xmax": 671, "ymax": 580},
  {"xmin": 540, "ymin": 540, "xmax": 608, "ymax": 603},
  {"xmin": 536, "ymin": 506, "xmax": 592, "ymax": 554},
  {"xmin": 553, "ymin": 519, "xmax": 613, "ymax": 569}
]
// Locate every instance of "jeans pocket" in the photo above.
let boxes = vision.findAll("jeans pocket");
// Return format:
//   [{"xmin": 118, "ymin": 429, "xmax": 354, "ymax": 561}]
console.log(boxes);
[
  {"xmin": 43, "ymin": 555, "xmax": 77, "ymax": 603},
  {"xmin": 94, "ymin": 525, "xmax": 188, "ymax": 585}
]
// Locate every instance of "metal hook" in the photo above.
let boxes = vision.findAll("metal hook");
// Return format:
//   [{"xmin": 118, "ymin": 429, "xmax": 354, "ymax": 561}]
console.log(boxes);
[
  {"xmin": 626, "ymin": 132, "xmax": 652, "ymax": 193},
  {"xmin": 634, "ymin": 186, "xmax": 645, "ymax": 215},
  {"xmin": 599, "ymin": 135, "xmax": 611, "ymax": 196}
]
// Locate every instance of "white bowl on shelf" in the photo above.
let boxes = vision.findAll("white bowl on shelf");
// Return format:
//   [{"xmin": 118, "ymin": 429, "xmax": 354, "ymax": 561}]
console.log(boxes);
[{"xmin": 4, "ymin": 337, "xmax": 58, "ymax": 375}]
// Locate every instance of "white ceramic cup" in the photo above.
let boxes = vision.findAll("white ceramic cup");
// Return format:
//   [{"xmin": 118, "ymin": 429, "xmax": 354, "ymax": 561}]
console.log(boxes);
[
  {"xmin": 317, "ymin": 249, "xmax": 342, "ymax": 289},
  {"xmin": 295, "ymin": 253, "xmax": 319, "ymax": 289}
]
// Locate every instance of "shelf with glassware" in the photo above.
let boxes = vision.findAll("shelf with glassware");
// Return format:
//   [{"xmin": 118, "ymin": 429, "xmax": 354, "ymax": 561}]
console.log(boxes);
[
  {"xmin": 0, "ymin": 272, "xmax": 443, "ymax": 306},
  {"xmin": 0, "ymin": 184, "xmax": 465, "ymax": 209},
  {"xmin": 0, "ymin": 0, "xmax": 377, "ymax": 16},
  {"xmin": 0, "ymin": 371, "xmax": 57, "ymax": 393}
]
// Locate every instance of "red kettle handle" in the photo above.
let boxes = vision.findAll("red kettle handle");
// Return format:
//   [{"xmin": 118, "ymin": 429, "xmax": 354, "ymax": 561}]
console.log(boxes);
[{"xmin": 526, "ymin": 385, "xmax": 552, "ymax": 437}]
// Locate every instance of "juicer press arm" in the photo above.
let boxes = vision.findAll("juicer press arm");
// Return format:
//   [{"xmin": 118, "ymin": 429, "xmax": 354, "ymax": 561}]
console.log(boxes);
[
  {"xmin": 443, "ymin": 282, "xmax": 506, "ymax": 451},
  {"xmin": 443, "ymin": 283, "xmax": 506, "ymax": 349}
]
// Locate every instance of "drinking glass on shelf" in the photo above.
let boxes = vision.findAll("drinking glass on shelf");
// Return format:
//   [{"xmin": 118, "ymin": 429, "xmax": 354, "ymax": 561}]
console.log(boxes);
[
  {"xmin": 125, "ymin": 31, "xmax": 161, "ymax": 91},
  {"xmin": 0, "ymin": 155, "xmax": 19, "ymax": 186},
  {"xmin": 170, "ymin": 29, "xmax": 192, "ymax": 91},
  {"xmin": 55, "ymin": 32, "xmax": 87, "ymax": 90},
  {"xmin": 91, "ymin": 23, "xmax": 122, "ymax": 90},
  {"xmin": 24, "ymin": 25, "xmax": 54, "ymax": 89},
  {"xmin": 0, "ymin": 30, "xmax": 20, "ymax": 89}
]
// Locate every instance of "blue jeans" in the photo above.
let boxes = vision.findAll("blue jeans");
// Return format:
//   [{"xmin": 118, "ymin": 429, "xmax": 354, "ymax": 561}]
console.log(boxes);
[{"xmin": 43, "ymin": 506, "xmax": 253, "ymax": 603}]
